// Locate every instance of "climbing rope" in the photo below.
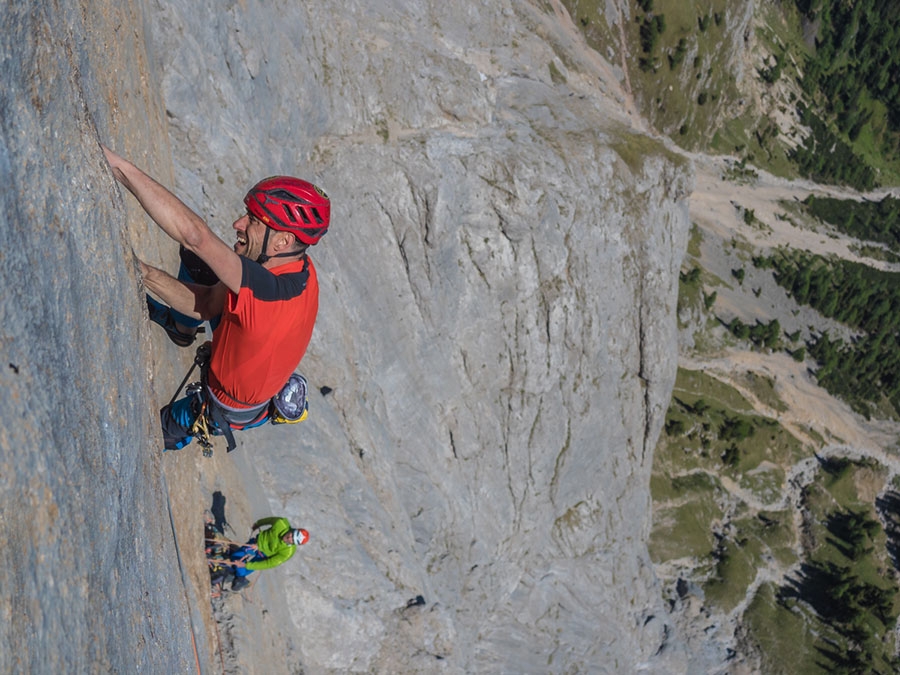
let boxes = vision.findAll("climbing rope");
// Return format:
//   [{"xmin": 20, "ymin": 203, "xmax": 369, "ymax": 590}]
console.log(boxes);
[
  {"xmin": 160, "ymin": 471, "xmax": 205, "ymax": 675},
  {"xmin": 168, "ymin": 342, "xmax": 211, "ymax": 408}
]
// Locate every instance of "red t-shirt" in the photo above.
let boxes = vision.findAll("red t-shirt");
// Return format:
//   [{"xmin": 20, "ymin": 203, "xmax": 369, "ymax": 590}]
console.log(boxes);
[{"xmin": 206, "ymin": 255, "xmax": 318, "ymax": 408}]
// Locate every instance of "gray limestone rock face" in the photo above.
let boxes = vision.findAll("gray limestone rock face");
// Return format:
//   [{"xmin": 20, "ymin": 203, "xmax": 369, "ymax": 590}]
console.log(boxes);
[
  {"xmin": 147, "ymin": 0, "xmax": 693, "ymax": 672},
  {"xmin": 1, "ymin": 0, "xmax": 693, "ymax": 672}
]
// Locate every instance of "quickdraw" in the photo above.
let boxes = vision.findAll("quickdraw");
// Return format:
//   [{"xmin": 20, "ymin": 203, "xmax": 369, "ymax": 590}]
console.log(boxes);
[{"xmin": 188, "ymin": 385, "xmax": 215, "ymax": 458}]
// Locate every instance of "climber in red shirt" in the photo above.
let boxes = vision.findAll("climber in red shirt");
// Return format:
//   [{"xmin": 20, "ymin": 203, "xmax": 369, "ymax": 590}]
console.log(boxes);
[{"xmin": 103, "ymin": 146, "xmax": 330, "ymax": 450}]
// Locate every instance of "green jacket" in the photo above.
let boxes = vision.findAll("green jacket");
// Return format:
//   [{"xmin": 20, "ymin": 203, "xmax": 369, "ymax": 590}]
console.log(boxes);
[{"xmin": 245, "ymin": 516, "xmax": 296, "ymax": 571}]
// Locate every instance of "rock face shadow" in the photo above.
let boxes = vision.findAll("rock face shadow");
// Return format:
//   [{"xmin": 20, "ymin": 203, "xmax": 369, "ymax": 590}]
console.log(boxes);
[{"xmin": 210, "ymin": 491, "xmax": 228, "ymax": 535}]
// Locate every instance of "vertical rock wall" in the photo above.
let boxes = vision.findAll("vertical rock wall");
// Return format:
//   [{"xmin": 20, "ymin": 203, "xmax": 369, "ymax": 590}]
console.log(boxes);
[{"xmin": 144, "ymin": 0, "xmax": 693, "ymax": 671}]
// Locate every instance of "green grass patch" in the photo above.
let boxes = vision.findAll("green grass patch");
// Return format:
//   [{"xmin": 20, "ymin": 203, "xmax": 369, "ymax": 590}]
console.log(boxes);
[
  {"xmin": 686, "ymin": 222, "xmax": 702, "ymax": 258},
  {"xmin": 704, "ymin": 536, "xmax": 759, "ymax": 612},
  {"xmin": 654, "ymin": 352, "xmax": 899, "ymax": 667},
  {"xmin": 649, "ymin": 471, "xmax": 724, "ymax": 561},
  {"xmin": 804, "ymin": 425, "xmax": 825, "ymax": 447},
  {"xmin": 739, "ymin": 371, "xmax": 789, "ymax": 413},
  {"xmin": 548, "ymin": 60, "xmax": 566, "ymax": 85},
  {"xmin": 568, "ymin": 0, "xmax": 900, "ymax": 184},
  {"xmin": 660, "ymin": 370, "xmax": 807, "ymax": 487},
  {"xmin": 652, "ymin": 368, "xmax": 808, "ymax": 576},
  {"xmin": 653, "ymin": 378, "xmax": 900, "ymax": 668},
  {"xmin": 673, "ymin": 368, "xmax": 756, "ymax": 413},
  {"xmin": 733, "ymin": 417, "xmax": 805, "ymax": 472},
  {"xmin": 586, "ymin": 0, "xmax": 740, "ymax": 143},
  {"xmin": 560, "ymin": 0, "xmax": 622, "ymax": 67},
  {"xmin": 737, "ymin": 462, "xmax": 785, "ymax": 505},
  {"xmin": 741, "ymin": 510, "xmax": 798, "ymax": 568},
  {"xmin": 609, "ymin": 129, "xmax": 689, "ymax": 176},
  {"xmin": 710, "ymin": 110, "xmax": 761, "ymax": 160},
  {"xmin": 677, "ymin": 265, "xmax": 705, "ymax": 321},
  {"xmin": 771, "ymin": 456, "xmax": 900, "ymax": 672},
  {"xmin": 741, "ymin": 583, "xmax": 822, "ymax": 675}
]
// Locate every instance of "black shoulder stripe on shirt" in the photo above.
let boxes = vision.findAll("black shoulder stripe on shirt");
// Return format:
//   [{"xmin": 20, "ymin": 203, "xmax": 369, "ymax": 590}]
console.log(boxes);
[{"xmin": 240, "ymin": 256, "xmax": 310, "ymax": 302}]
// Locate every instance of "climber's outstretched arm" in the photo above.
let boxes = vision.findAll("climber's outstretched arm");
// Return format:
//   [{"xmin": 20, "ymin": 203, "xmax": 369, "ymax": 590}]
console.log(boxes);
[{"xmin": 103, "ymin": 145, "xmax": 243, "ymax": 294}]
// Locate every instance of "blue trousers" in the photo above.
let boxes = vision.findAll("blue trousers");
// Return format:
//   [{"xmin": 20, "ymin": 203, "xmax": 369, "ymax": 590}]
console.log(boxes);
[
  {"xmin": 160, "ymin": 396, "xmax": 200, "ymax": 450},
  {"xmin": 232, "ymin": 540, "xmax": 266, "ymax": 577},
  {"xmin": 160, "ymin": 392, "xmax": 270, "ymax": 450}
]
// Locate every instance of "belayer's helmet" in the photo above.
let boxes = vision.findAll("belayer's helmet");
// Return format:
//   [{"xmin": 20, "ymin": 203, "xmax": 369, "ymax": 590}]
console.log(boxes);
[
  {"xmin": 244, "ymin": 176, "xmax": 330, "ymax": 245},
  {"xmin": 292, "ymin": 528, "xmax": 310, "ymax": 546}
]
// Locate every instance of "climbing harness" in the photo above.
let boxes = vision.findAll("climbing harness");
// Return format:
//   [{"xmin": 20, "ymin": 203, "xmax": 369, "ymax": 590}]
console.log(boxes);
[
  {"xmin": 167, "ymin": 341, "xmax": 310, "ymax": 456},
  {"xmin": 168, "ymin": 342, "xmax": 235, "ymax": 457}
]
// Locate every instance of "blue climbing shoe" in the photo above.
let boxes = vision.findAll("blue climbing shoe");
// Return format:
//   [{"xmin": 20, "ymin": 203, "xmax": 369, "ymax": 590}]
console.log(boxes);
[{"xmin": 146, "ymin": 295, "xmax": 198, "ymax": 347}]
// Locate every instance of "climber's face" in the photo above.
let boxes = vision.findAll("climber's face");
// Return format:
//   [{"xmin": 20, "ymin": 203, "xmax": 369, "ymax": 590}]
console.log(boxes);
[{"xmin": 232, "ymin": 213, "xmax": 268, "ymax": 260}]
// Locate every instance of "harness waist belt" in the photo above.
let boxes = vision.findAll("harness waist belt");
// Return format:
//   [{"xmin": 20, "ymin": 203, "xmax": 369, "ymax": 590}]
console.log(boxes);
[{"xmin": 206, "ymin": 387, "xmax": 269, "ymax": 426}]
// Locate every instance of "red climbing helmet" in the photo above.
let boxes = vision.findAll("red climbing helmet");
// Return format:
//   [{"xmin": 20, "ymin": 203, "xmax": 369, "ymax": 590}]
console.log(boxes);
[
  {"xmin": 244, "ymin": 176, "xmax": 330, "ymax": 245},
  {"xmin": 292, "ymin": 528, "xmax": 310, "ymax": 546}
]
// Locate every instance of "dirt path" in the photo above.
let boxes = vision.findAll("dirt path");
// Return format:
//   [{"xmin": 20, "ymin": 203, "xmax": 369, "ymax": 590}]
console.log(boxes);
[
  {"xmin": 680, "ymin": 351, "xmax": 898, "ymax": 457},
  {"xmin": 689, "ymin": 154, "xmax": 900, "ymax": 271}
]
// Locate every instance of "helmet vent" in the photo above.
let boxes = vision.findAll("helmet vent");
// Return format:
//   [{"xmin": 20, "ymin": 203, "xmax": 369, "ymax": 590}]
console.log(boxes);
[
  {"xmin": 269, "ymin": 188, "xmax": 312, "ymax": 204},
  {"xmin": 282, "ymin": 204, "xmax": 297, "ymax": 223},
  {"xmin": 311, "ymin": 208, "xmax": 323, "ymax": 224}
]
